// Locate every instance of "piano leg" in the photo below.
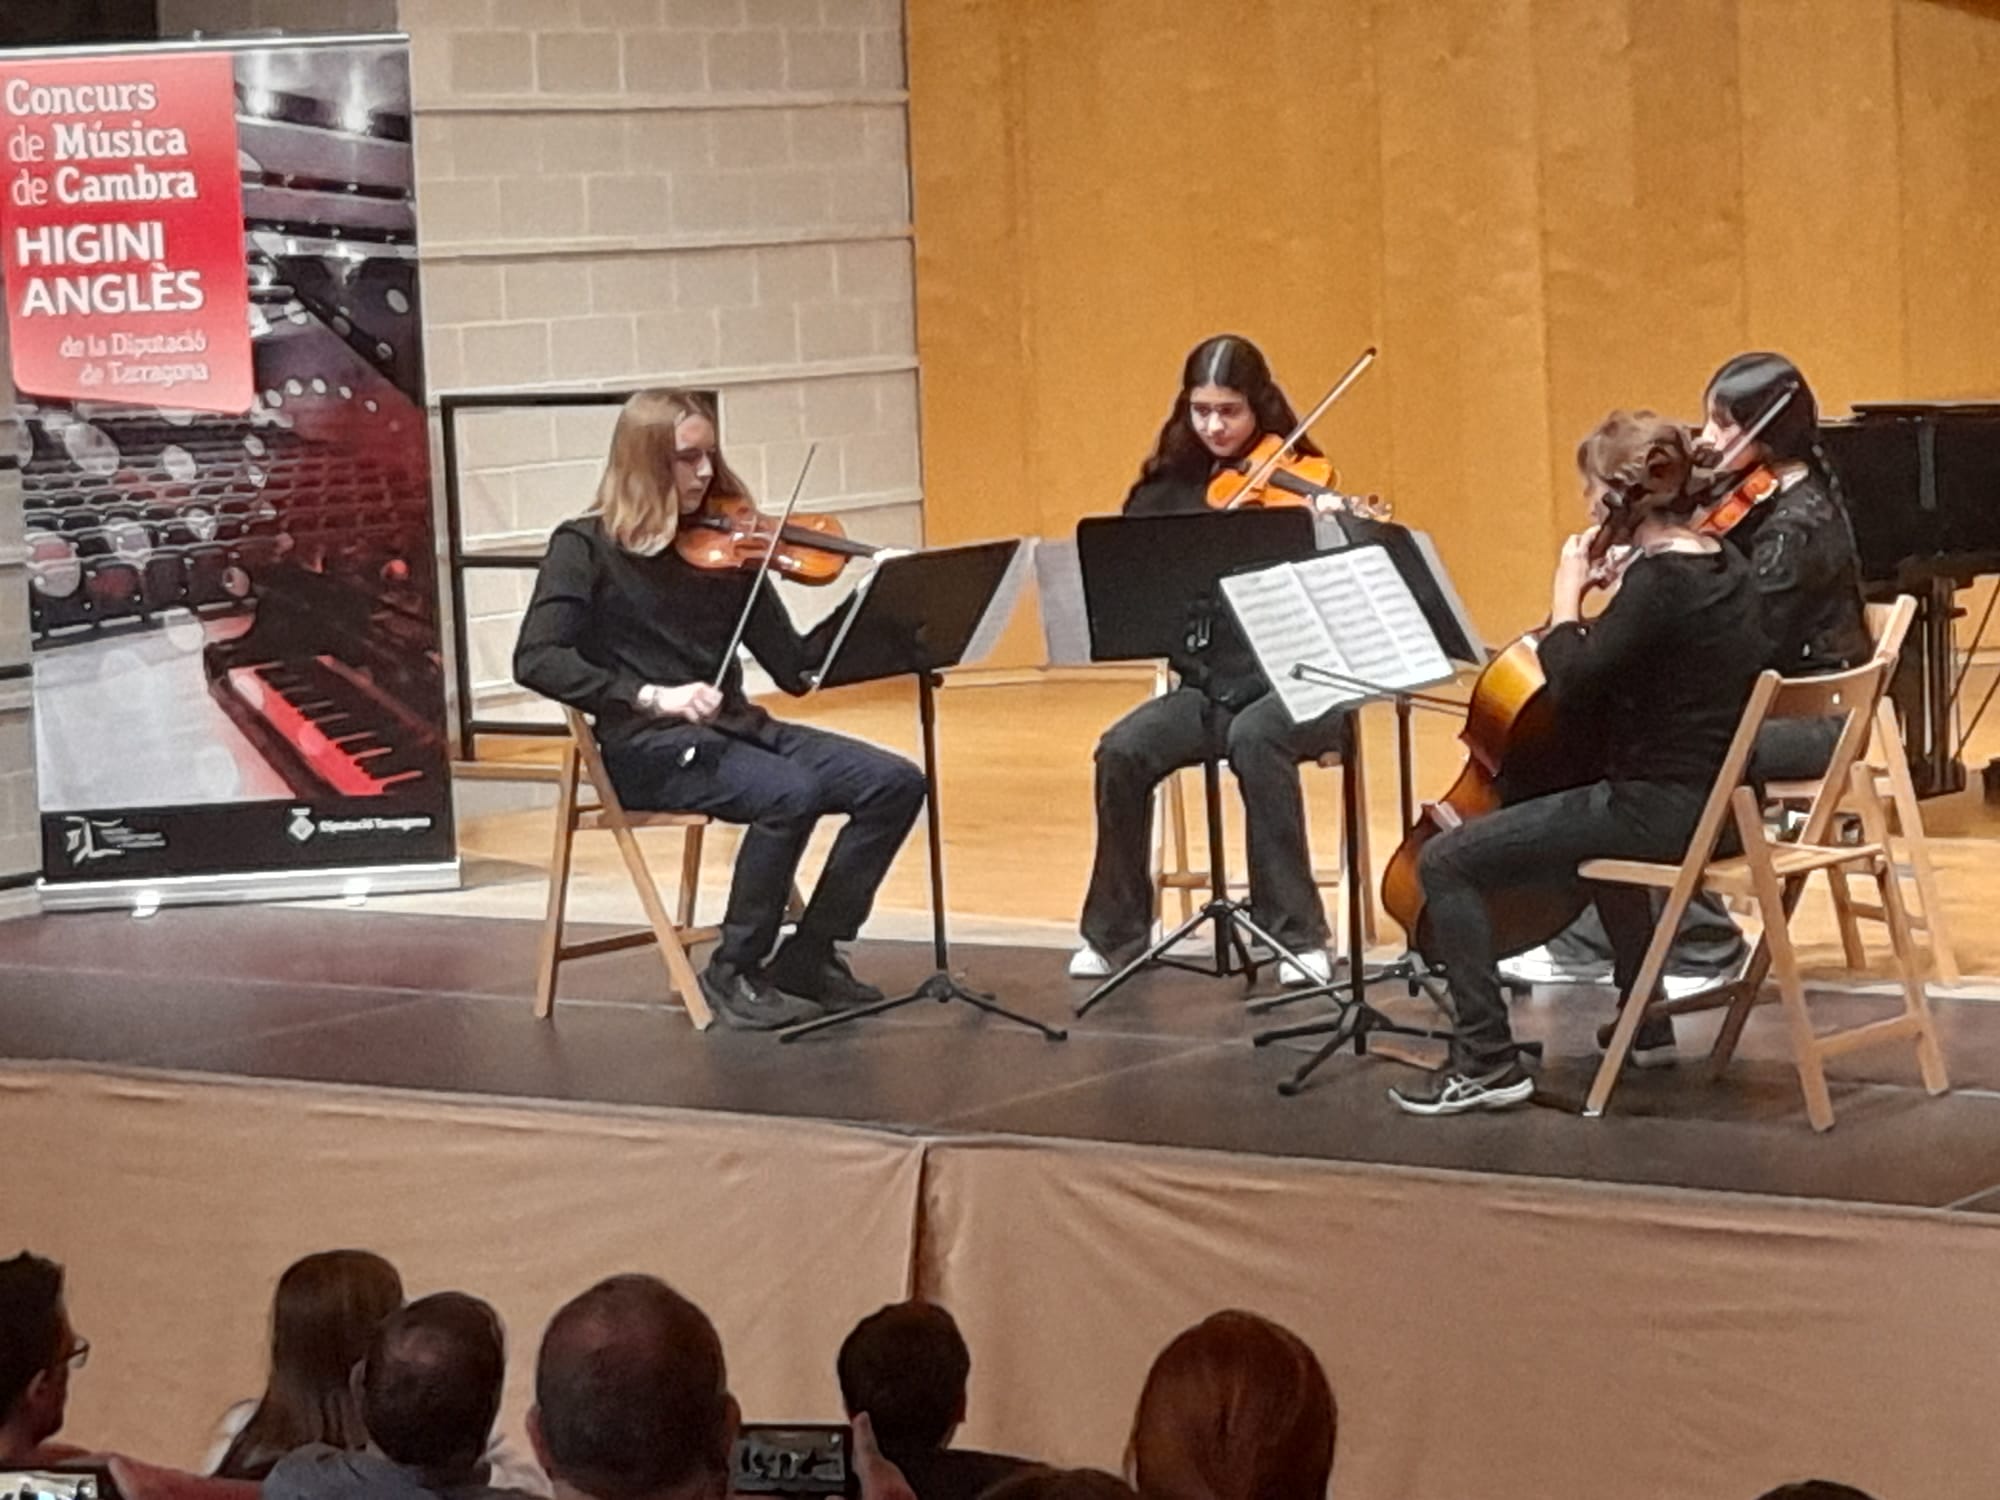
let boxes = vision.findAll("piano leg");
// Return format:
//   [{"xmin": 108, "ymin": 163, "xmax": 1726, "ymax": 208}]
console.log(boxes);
[{"xmin": 1901, "ymin": 578, "xmax": 1967, "ymax": 798}]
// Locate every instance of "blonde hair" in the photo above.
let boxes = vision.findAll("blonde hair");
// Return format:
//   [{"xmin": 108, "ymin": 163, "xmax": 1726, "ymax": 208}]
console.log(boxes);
[{"xmin": 591, "ymin": 388, "xmax": 749, "ymax": 555}]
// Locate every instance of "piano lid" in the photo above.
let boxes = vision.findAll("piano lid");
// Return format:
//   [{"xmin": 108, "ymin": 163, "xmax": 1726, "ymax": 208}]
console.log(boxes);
[{"xmin": 1850, "ymin": 401, "xmax": 2000, "ymax": 419}]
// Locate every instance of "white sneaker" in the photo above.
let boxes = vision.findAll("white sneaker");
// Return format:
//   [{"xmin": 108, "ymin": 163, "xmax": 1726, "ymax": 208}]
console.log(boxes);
[
  {"xmin": 1067, "ymin": 944, "xmax": 1113, "ymax": 979},
  {"xmin": 1499, "ymin": 944, "xmax": 1614, "ymax": 987},
  {"xmin": 1661, "ymin": 972, "xmax": 1718, "ymax": 1002},
  {"xmin": 1274, "ymin": 946, "xmax": 1334, "ymax": 987}
]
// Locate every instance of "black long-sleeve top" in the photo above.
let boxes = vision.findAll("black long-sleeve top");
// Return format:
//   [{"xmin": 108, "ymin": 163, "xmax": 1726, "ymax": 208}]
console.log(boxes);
[
  {"xmin": 1539, "ymin": 546, "xmax": 1769, "ymax": 785},
  {"xmin": 513, "ymin": 516, "xmax": 836, "ymax": 745},
  {"xmin": 1726, "ymin": 468, "xmax": 1871, "ymax": 675},
  {"xmin": 1122, "ymin": 468, "xmax": 1269, "ymax": 709}
]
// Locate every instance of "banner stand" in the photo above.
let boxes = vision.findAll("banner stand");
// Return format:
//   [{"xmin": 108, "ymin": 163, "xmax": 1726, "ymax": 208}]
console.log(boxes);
[{"xmin": 1, "ymin": 34, "xmax": 460, "ymax": 910}]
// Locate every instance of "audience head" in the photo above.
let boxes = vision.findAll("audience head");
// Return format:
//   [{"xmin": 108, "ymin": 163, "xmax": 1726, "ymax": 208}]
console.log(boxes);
[
  {"xmin": 836, "ymin": 1300, "xmax": 972, "ymax": 1457},
  {"xmin": 985, "ymin": 1470, "xmax": 1138, "ymax": 1500},
  {"xmin": 216, "ymin": 1249, "xmax": 406, "ymax": 1480},
  {"xmin": 0, "ymin": 1253, "xmax": 77, "ymax": 1459},
  {"xmin": 362, "ymin": 1292, "xmax": 507, "ymax": 1473},
  {"xmin": 1127, "ymin": 1311, "xmax": 1335, "ymax": 1500},
  {"xmin": 1755, "ymin": 1486, "xmax": 1877, "ymax": 1500},
  {"xmin": 532, "ymin": 1274, "xmax": 738, "ymax": 1500}
]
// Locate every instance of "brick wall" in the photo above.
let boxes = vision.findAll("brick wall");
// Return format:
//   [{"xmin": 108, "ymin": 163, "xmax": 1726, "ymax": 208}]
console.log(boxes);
[
  {"xmin": 158, "ymin": 0, "xmax": 921, "ymax": 726},
  {"xmin": 415, "ymin": 0, "xmax": 919, "ymax": 725}
]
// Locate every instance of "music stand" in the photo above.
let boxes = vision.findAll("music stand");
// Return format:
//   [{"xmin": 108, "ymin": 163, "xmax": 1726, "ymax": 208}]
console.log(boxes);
[
  {"xmin": 780, "ymin": 539, "xmax": 1067, "ymax": 1043},
  {"xmin": 1208, "ymin": 542, "xmax": 1465, "ymax": 1092},
  {"xmin": 1072, "ymin": 507, "xmax": 1322, "ymax": 1017}
]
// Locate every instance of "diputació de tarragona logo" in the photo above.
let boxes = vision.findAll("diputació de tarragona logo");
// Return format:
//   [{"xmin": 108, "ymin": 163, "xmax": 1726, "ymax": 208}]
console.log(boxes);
[
  {"xmin": 63, "ymin": 815, "xmax": 121, "ymax": 863},
  {"xmin": 287, "ymin": 807, "xmax": 316, "ymax": 843}
]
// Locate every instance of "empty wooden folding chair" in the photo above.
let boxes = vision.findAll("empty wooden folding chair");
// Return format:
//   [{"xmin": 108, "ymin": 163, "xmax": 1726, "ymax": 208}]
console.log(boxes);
[
  {"xmin": 1764, "ymin": 597, "xmax": 1959, "ymax": 986},
  {"xmin": 1583, "ymin": 661, "xmax": 1949, "ymax": 1131}
]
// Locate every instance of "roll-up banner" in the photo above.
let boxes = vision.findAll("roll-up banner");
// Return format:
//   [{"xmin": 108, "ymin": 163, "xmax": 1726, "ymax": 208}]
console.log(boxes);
[{"xmin": 0, "ymin": 36, "xmax": 457, "ymax": 907}]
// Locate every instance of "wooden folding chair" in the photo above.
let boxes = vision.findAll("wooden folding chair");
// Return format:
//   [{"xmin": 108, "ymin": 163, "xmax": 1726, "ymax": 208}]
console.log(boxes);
[
  {"xmin": 1584, "ymin": 661, "xmax": 1949, "ymax": 1131},
  {"xmin": 536, "ymin": 708, "xmax": 719, "ymax": 1029},
  {"xmin": 1764, "ymin": 597, "xmax": 1959, "ymax": 985}
]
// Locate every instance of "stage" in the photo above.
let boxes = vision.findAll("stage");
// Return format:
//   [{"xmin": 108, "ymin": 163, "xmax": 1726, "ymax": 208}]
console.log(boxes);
[
  {"xmin": 5, "ymin": 902, "xmax": 2000, "ymax": 1500},
  {"xmin": 3, "ymin": 904, "xmax": 1999, "ymax": 1204}
]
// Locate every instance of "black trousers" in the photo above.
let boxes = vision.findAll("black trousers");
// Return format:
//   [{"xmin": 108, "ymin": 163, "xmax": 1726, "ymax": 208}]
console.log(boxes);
[
  {"xmin": 1542, "ymin": 716, "xmax": 1844, "ymax": 975},
  {"xmin": 1418, "ymin": 779, "xmax": 1708, "ymax": 1073},
  {"xmin": 602, "ymin": 717, "xmax": 926, "ymax": 970},
  {"xmin": 1080, "ymin": 687, "xmax": 1346, "ymax": 957}
]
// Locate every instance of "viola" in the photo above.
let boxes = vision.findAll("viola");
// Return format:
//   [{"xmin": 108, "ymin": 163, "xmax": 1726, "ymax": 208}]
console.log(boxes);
[
  {"xmin": 675, "ymin": 493, "xmax": 878, "ymax": 586},
  {"xmin": 1206, "ymin": 434, "xmax": 1393, "ymax": 519}
]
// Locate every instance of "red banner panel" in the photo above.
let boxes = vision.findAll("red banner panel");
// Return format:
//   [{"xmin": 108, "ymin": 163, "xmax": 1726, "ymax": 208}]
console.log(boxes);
[{"xmin": 1, "ymin": 50, "xmax": 253, "ymax": 414}]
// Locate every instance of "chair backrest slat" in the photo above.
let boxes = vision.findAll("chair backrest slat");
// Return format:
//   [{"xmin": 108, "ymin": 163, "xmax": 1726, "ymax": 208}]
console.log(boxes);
[{"xmin": 1766, "ymin": 659, "xmax": 1889, "ymax": 723}]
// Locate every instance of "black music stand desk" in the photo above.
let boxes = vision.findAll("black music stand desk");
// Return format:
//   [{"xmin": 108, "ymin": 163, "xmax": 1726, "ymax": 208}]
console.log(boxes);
[
  {"xmin": 1073, "ymin": 507, "xmax": 1322, "ymax": 1016},
  {"xmin": 780, "ymin": 539, "xmax": 1066, "ymax": 1043}
]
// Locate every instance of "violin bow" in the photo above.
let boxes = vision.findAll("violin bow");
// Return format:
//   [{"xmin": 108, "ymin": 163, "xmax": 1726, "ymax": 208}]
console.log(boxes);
[
  {"xmin": 1220, "ymin": 345, "xmax": 1378, "ymax": 510},
  {"xmin": 708, "ymin": 442, "xmax": 820, "ymax": 692},
  {"xmin": 1705, "ymin": 380, "xmax": 1798, "ymax": 480},
  {"xmin": 674, "ymin": 444, "xmax": 820, "ymax": 768}
]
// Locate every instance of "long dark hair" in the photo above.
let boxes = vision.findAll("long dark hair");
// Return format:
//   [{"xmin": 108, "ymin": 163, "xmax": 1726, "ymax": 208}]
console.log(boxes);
[
  {"xmin": 216, "ymin": 1250, "xmax": 405, "ymax": 1480},
  {"xmin": 1704, "ymin": 350, "xmax": 1849, "ymax": 511},
  {"xmin": 1138, "ymin": 335, "xmax": 1320, "ymax": 484}
]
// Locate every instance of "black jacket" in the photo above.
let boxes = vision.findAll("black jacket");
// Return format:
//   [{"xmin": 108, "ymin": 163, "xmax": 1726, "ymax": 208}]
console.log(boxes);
[{"xmin": 1725, "ymin": 469, "xmax": 1871, "ymax": 675}]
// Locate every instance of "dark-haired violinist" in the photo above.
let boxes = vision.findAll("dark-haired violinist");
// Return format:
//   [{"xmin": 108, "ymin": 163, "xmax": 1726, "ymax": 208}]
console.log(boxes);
[{"xmin": 1071, "ymin": 335, "xmax": 1354, "ymax": 985}]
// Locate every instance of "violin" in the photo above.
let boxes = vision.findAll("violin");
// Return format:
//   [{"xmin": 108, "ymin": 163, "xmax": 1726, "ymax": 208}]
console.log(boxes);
[
  {"xmin": 1694, "ymin": 462, "xmax": 1781, "ymax": 539},
  {"xmin": 675, "ymin": 492, "xmax": 879, "ymax": 586},
  {"xmin": 1206, "ymin": 434, "xmax": 1393, "ymax": 519},
  {"xmin": 1207, "ymin": 346, "xmax": 1386, "ymax": 515}
]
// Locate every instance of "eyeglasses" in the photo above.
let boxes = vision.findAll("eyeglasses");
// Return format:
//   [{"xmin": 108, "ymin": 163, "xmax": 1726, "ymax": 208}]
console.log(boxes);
[{"xmin": 62, "ymin": 1338, "xmax": 89, "ymax": 1371}]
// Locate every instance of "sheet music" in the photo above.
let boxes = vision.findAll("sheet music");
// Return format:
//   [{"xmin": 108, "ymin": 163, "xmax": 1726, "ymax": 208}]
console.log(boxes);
[
  {"xmin": 1224, "ymin": 547, "xmax": 1455, "ymax": 723},
  {"xmin": 1032, "ymin": 537, "xmax": 1093, "ymax": 666},
  {"xmin": 963, "ymin": 537, "xmax": 1033, "ymax": 667},
  {"xmin": 1295, "ymin": 549, "xmax": 1453, "ymax": 689},
  {"xmin": 1217, "ymin": 567, "xmax": 1347, "ymax": 722}
]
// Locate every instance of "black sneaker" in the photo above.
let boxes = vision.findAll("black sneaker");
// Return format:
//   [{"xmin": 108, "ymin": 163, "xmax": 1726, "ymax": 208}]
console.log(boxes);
[
  {"xmin": 1595, "ymin": 1013, "xmax": 1678, "ymax": 1069},
  {"xmin": 765, "ymin": 939, "xmax": 885, "ymax": 1011},
  {"xmin": 1389, "ymin": 1060, "xmax": 1536, "ymax": 1117},
  {"xmin": 699, "ymin": 960, "xmax": 823, "ymax": 1031}
]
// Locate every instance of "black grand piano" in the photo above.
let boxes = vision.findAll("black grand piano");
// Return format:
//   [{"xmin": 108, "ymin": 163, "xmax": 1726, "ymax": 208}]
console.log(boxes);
[{"xmin": 1820, "ymin": 402, "xmax": 2000, "ymax": 796}]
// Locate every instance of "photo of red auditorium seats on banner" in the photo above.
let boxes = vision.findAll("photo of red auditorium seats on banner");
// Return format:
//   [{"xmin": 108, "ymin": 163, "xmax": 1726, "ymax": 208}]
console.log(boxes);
[{"xmin": 0, "ymin": 37, "xmax": 458, "ymax": 907}]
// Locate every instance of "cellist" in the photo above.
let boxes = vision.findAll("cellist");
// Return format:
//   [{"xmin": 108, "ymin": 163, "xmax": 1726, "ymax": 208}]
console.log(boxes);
[{"xmin": 1390, "ymin": 412, "xmax": 1769, "ymax": 1117}]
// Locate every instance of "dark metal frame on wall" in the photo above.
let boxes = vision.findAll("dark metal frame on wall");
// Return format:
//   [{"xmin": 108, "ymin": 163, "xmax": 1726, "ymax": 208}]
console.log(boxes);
[{"xmin": 439, "ymin": 388, "xmax": 718, "ymax": 758}]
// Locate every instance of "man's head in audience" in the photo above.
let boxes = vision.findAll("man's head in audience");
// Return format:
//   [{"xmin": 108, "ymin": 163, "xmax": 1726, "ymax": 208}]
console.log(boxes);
[
  {"xmin": 361, "ymin": 1292, "xmax": 507, "ymax": 1477},
  {"xmin": 1756, "ymin": 1486, "xmax": 1877, "ymax": 1500},
  {"xmin": 0, "ymin": 1253, "xmax": 81, "ymax": 1464},
  {"xmin": 530, "ymin": 1275, "xmax": 738, "ymax": 1500},
  {"xmin": 1127, "ymin": 1311, "xmax": 1335, "ymax": 1500},
  {"xmin": 836, "ymin": 1301, "xmax": 972, "ymax": 1460}
]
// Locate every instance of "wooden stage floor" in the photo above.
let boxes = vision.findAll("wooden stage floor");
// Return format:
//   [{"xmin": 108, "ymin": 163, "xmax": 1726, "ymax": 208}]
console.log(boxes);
[{"xmin": 5, "ymin": 901, "xmax": 2000, "ymax": 1216}]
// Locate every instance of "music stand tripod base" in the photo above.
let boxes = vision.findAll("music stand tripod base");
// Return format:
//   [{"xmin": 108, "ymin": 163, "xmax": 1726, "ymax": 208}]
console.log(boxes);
[{"xmin": 782, "ymin": 967, "xmax": 1067, "ymax": 1042}]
